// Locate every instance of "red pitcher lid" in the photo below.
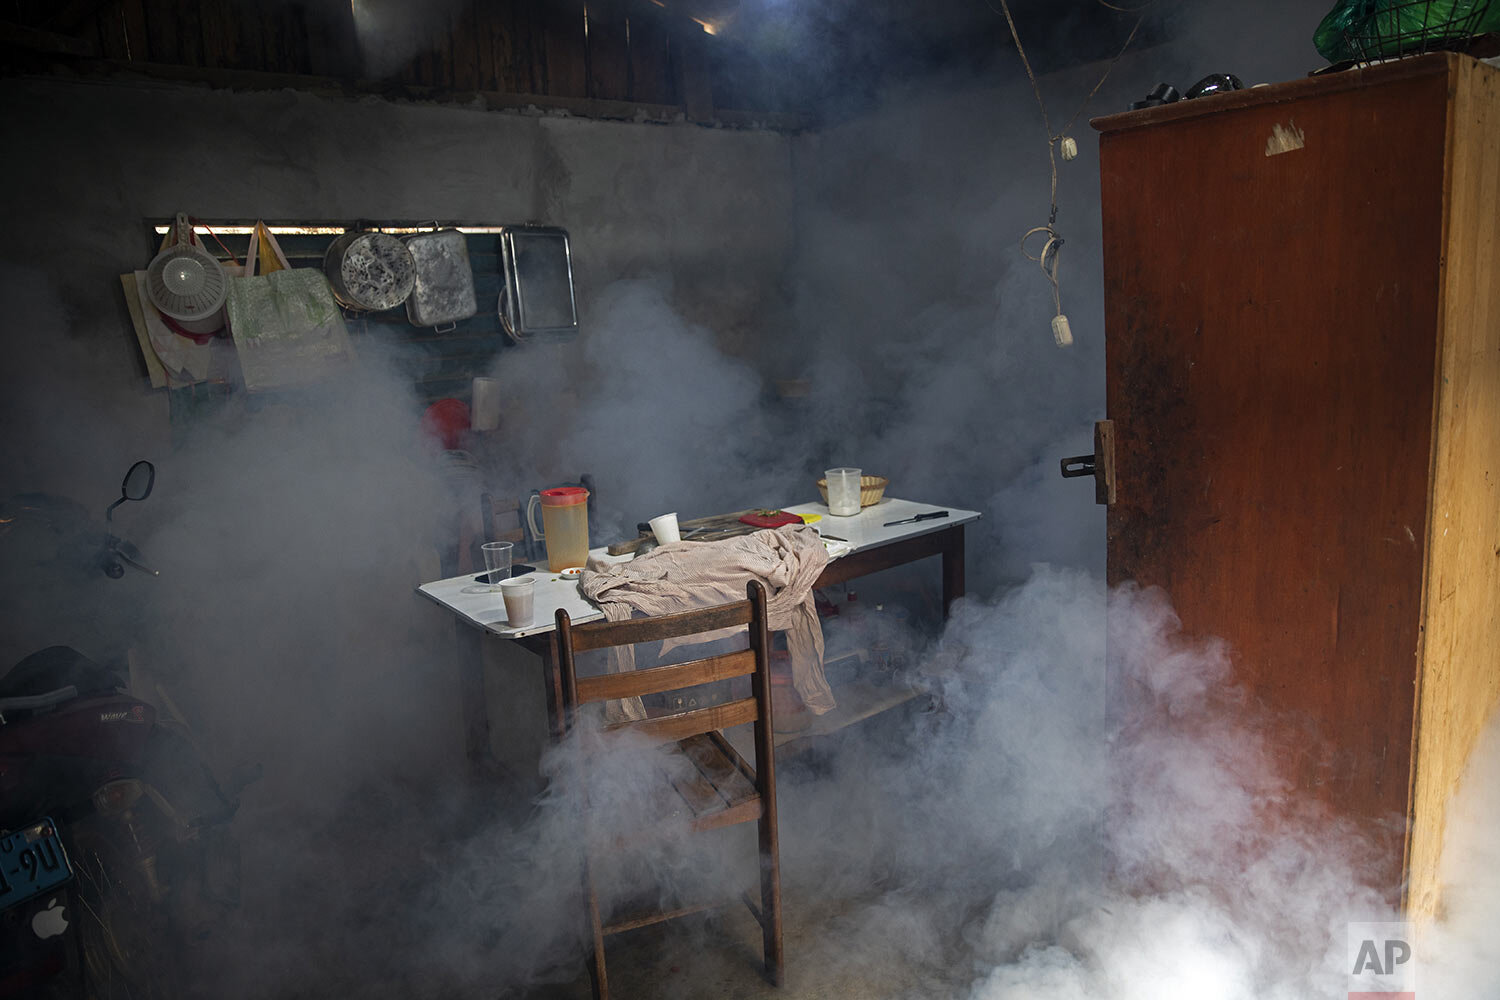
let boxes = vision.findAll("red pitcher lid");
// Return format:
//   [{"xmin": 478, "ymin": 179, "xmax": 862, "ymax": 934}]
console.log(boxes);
[{"xmin": 539, "ymin": 486, "xmax": 589, "ymax": 506}]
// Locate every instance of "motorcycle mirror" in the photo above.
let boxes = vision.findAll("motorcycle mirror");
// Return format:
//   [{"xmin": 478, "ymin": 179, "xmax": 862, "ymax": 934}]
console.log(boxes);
[
  {"xmin": 107, "ymin": 460, "xmax": 155, "ymax": 522},
  {"xmin": 123, "ymin": 460, "xmax": 155, "ymax": 501}
]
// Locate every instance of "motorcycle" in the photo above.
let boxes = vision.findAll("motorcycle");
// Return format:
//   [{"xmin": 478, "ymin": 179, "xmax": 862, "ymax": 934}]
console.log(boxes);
[{"xmin": 0, "ymin": 462, "xmax": 252, "ymax": 998}]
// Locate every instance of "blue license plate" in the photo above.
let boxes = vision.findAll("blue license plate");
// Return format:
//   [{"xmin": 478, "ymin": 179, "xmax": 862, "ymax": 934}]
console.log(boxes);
[{"xmin": 0, "ymin": 818, "xmax": 73, "ymax": 912}]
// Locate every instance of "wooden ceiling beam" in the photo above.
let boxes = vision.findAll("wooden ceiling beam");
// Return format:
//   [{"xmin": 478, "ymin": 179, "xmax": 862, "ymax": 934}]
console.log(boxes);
[
  {"xmin": 44, "ymin": 0, "xmax": 115, "ymax": 33},
  {"xmin": 0, "ymin": 18, "xmax": 99, "ymax": 57}
]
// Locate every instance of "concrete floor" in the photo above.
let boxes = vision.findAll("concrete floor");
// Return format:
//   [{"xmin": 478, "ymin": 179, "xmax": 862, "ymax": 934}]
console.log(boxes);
[
  {"xmin": 496, "ymin": 709, "xmax": 972, "ymax": 1000},
  {"xmin": 513, "ymin": 889, "xmax": 961, "ymax": 1000},
  {"xmin": 186, "ymin": 782, "xmax": 948, "ymax": 1000},
  {"xmin": 185, "ymin": 695, "xmax": 980, "ymax": 1000}
]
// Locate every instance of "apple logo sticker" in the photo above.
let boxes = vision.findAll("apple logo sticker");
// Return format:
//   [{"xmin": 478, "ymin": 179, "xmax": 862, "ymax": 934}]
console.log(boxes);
[{"xmin": 31, "ymin": 897, "xmax": 69, "ymax": 940}]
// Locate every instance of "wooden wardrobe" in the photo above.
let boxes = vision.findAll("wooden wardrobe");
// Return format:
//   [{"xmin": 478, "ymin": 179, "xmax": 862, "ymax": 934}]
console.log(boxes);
[{"xmin": 1091, "ymin": 53, "xmax": 1499, "ymax": 919}]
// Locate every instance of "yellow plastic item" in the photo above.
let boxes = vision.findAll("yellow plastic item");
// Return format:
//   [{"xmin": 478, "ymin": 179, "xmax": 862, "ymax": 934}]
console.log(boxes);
[
  {"xmin": 255, "ymin": 223, "xmax": 286, "ymax": 274},
  {"xmin": 799, "ymin": 513, "xmax": 822, "ymax": 524}
]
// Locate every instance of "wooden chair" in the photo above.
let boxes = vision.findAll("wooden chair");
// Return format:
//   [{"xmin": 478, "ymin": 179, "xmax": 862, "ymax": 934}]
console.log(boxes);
[
  {"xmin": 479, "ymin": 492, "xmax": 529, "ymax": 563},
  {"xmin": 554, "ymin": 580, "xmax": 784, "ymax": 1000}
]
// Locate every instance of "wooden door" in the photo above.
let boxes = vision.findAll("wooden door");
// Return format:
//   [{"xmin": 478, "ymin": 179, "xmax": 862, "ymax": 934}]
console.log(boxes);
[{"xmin": 1095, "ymin": 59, "xmax": 1453, "ymax": 896}]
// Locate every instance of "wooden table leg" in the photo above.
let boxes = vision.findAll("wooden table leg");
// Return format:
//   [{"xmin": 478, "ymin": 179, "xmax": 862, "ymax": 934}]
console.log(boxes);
[
  {"xmin": 941, "ymin": 524, "xmax": 965, "ymax": 619},
  {"xmin": 454, "ymin": 621, "xmax": 490, "ymax": 765},
  {"xmin": 541, "ymin": 633, "xmax": 567, "ymax": 741},
  {"xmin": 518, "ymin": 632, "xmax": 568, "ymax": 742}
]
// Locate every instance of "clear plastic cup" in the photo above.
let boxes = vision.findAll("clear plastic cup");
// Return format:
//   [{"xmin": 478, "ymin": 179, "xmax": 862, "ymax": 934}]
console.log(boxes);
[
  {"xmin": 825, "ymin": 467, "xmax": 862, "ymax": 516},
  {"xmin": 481, "ymin": 541, "xmax": 513, "ymax": 590}
]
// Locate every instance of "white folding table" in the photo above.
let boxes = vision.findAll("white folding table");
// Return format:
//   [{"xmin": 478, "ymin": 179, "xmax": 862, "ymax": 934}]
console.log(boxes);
[{"xmin": 418, "ymin": 497, "xmax": 981, "ymax": 764}]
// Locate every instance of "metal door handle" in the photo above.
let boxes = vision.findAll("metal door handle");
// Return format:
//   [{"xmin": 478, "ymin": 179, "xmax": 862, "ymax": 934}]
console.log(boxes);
[{"xmin": 1060, "ymin": 455, "xmax": 1097, "ymax": 478}]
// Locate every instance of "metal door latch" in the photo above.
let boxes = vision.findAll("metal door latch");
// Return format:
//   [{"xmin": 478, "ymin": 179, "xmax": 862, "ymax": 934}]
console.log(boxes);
[
  {"xmin": 1060, "ymin": 455, "xmax": 1097, "ymax": 477},
  {"xmin": 1059, "ymin": 420, "xmax": 1115, "ymax": 505}
]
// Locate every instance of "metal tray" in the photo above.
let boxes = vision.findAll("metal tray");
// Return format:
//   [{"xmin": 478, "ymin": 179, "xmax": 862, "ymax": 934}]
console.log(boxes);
[
  {"xmin": 404, "ymin": 229, "xmax": 478, "ymax": 329},
  {"xmin": 499, "ymin": 226, "xmax": 578, "ymax": 341}
]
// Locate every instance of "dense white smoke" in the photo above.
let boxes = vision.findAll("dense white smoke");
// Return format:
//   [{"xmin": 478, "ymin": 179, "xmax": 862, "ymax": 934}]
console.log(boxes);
[
  {"xmin": 1421, "ymin": 718, "xmax": 1500, "ymax": 999},
  {"xmin": 3, "ymin": 2, "xmax": 1496, "ymax": 998},
  {"xmin": 478, "ymin": 278, "xmax": 794, "ymax": 541}
]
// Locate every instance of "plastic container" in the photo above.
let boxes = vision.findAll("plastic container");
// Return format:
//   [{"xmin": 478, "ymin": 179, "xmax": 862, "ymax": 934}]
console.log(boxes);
[
  {"xmin": 527, "ymin": 486, "xmax": 590, "ymax": 571},
  {"xmin": 146, "ymin": 214, "xmax": 228, "ymax": 335},
  {"xmin": 825, "ymin": 467, "xmax": 862, "ymax": 516}
]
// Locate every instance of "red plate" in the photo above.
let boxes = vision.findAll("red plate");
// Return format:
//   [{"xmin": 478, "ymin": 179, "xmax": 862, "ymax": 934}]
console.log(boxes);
[{"xmin": 739, "ymin": 510, "xmax": 803, "ymax": 528}]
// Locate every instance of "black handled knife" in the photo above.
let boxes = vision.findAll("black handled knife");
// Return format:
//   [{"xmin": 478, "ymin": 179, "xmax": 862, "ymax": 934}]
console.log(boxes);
[{"xmin": 883, "ymin": 510, "xmax": 950, "ymax": 527}]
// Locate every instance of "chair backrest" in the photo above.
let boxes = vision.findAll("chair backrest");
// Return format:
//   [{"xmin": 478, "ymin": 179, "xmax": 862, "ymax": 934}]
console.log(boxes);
[
  {"xmin": 555, "ymin": 581, "xmax": 774, "ymax": 751},
  {"xmin": 480, "ymin": 492, "xmax": 528, "ymax": 547},
  {"xmin": 555, "ymin": 581, "xmax": 787, "ymax": 997}
]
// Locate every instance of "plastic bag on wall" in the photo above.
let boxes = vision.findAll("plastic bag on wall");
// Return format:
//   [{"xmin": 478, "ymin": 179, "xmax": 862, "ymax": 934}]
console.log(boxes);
[
  {"xmin": 225, "ymin": 226, "xmax": 355, "ymax": 392},
  {"xmin": 1315, "ymin": 0, "xmax": 1500, "ymax": 62}
]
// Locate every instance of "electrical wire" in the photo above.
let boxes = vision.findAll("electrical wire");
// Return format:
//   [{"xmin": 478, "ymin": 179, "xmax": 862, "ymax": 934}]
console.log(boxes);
[
  {"xmin": 1059, "ymin": 14, "xmax": 1146, "ymax": 139},
  {"xmin": 987, "ymin": 0, "xmax": 1150, "ymax": 343},
  {"xmin": 1021, "ymin": 225, "xmax": 1064, "ymax": 317}
]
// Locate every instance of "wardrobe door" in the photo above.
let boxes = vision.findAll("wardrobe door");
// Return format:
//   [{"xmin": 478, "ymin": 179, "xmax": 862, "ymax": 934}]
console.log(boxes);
[{"xmin": 1095, "ymin": 61, "xmax": 1451, "ymax": 897}]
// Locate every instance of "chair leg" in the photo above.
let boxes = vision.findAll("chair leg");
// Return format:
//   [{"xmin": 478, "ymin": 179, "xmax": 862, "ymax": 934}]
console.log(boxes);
[
  {"xmin": 758, "ymin": 815, "xmax": 784, "ymax": 987},
  {"xmin": 583, "ymin": 864, "xmax": 609, "ymax": 1000}
]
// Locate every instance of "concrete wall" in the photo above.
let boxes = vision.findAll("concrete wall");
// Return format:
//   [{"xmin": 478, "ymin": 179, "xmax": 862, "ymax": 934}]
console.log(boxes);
[
  {"xmin": 0, "ymin": 76, "xmax": 795, "ymax": 503},
  {"xmin": 0, "ymin": 76, "xmax": 798, "ymax": 790},
  {"xmin": 0, "ymin": 0, "xmax": 1326, "ymax": 564}
]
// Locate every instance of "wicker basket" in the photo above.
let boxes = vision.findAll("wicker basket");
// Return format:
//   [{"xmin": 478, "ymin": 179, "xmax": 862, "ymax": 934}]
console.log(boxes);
[{"xmin": 817, "ymin": 475, "xmax": 889, "ymax": 508}]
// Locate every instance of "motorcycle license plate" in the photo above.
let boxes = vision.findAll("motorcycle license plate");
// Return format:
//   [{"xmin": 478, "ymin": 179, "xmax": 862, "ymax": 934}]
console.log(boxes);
[{"xmin": 0, "ymin": 818, "xmax": 73, "ymax": 913}]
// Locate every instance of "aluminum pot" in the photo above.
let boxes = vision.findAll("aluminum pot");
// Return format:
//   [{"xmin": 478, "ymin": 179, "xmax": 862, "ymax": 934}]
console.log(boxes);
[{"xmin": 323, "ymin": 232, "xmax": 416, "ymax": 312}]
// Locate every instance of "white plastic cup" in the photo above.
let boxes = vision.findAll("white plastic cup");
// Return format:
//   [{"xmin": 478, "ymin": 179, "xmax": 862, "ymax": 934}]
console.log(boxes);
[
  {"xmin": 825, "ymin": 467, "xmax": 862, "ymax": 517},
  {"xmin": 471, "ymin": 377, "xmax": 501, "ymax": 432},
  {"xmin": 649, "ymin": 512, "xmax": 681, "ymax": 544},
  {"xmin": 481, "ymin": 541, "xmax": 513, "ymax": 591},
  {"xmin": 499, "ymin": 576, "xmax": 535, "ymax": 626}
]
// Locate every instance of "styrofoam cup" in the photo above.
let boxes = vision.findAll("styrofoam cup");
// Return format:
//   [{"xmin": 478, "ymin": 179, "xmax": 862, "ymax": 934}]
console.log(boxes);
[
  {"xmin": 499, "ymin": 576, "xmax": 535, "ymax": 626},
  {"xmin": 649, "ymin": 512, "xmax": 680, "ymax": 544}
]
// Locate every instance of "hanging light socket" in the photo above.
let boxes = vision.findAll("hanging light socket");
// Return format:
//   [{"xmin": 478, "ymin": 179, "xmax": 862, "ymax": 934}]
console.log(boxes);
[{"xmin": 1051, "ymin": 314, "xmax": 1074, "ymax": 348}]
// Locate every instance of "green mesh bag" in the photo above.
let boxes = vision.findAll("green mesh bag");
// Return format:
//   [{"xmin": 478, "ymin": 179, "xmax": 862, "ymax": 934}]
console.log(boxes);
[{"xmin": 1315, "ymin": 0, "xmax": 1499, "ymax": 61}]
